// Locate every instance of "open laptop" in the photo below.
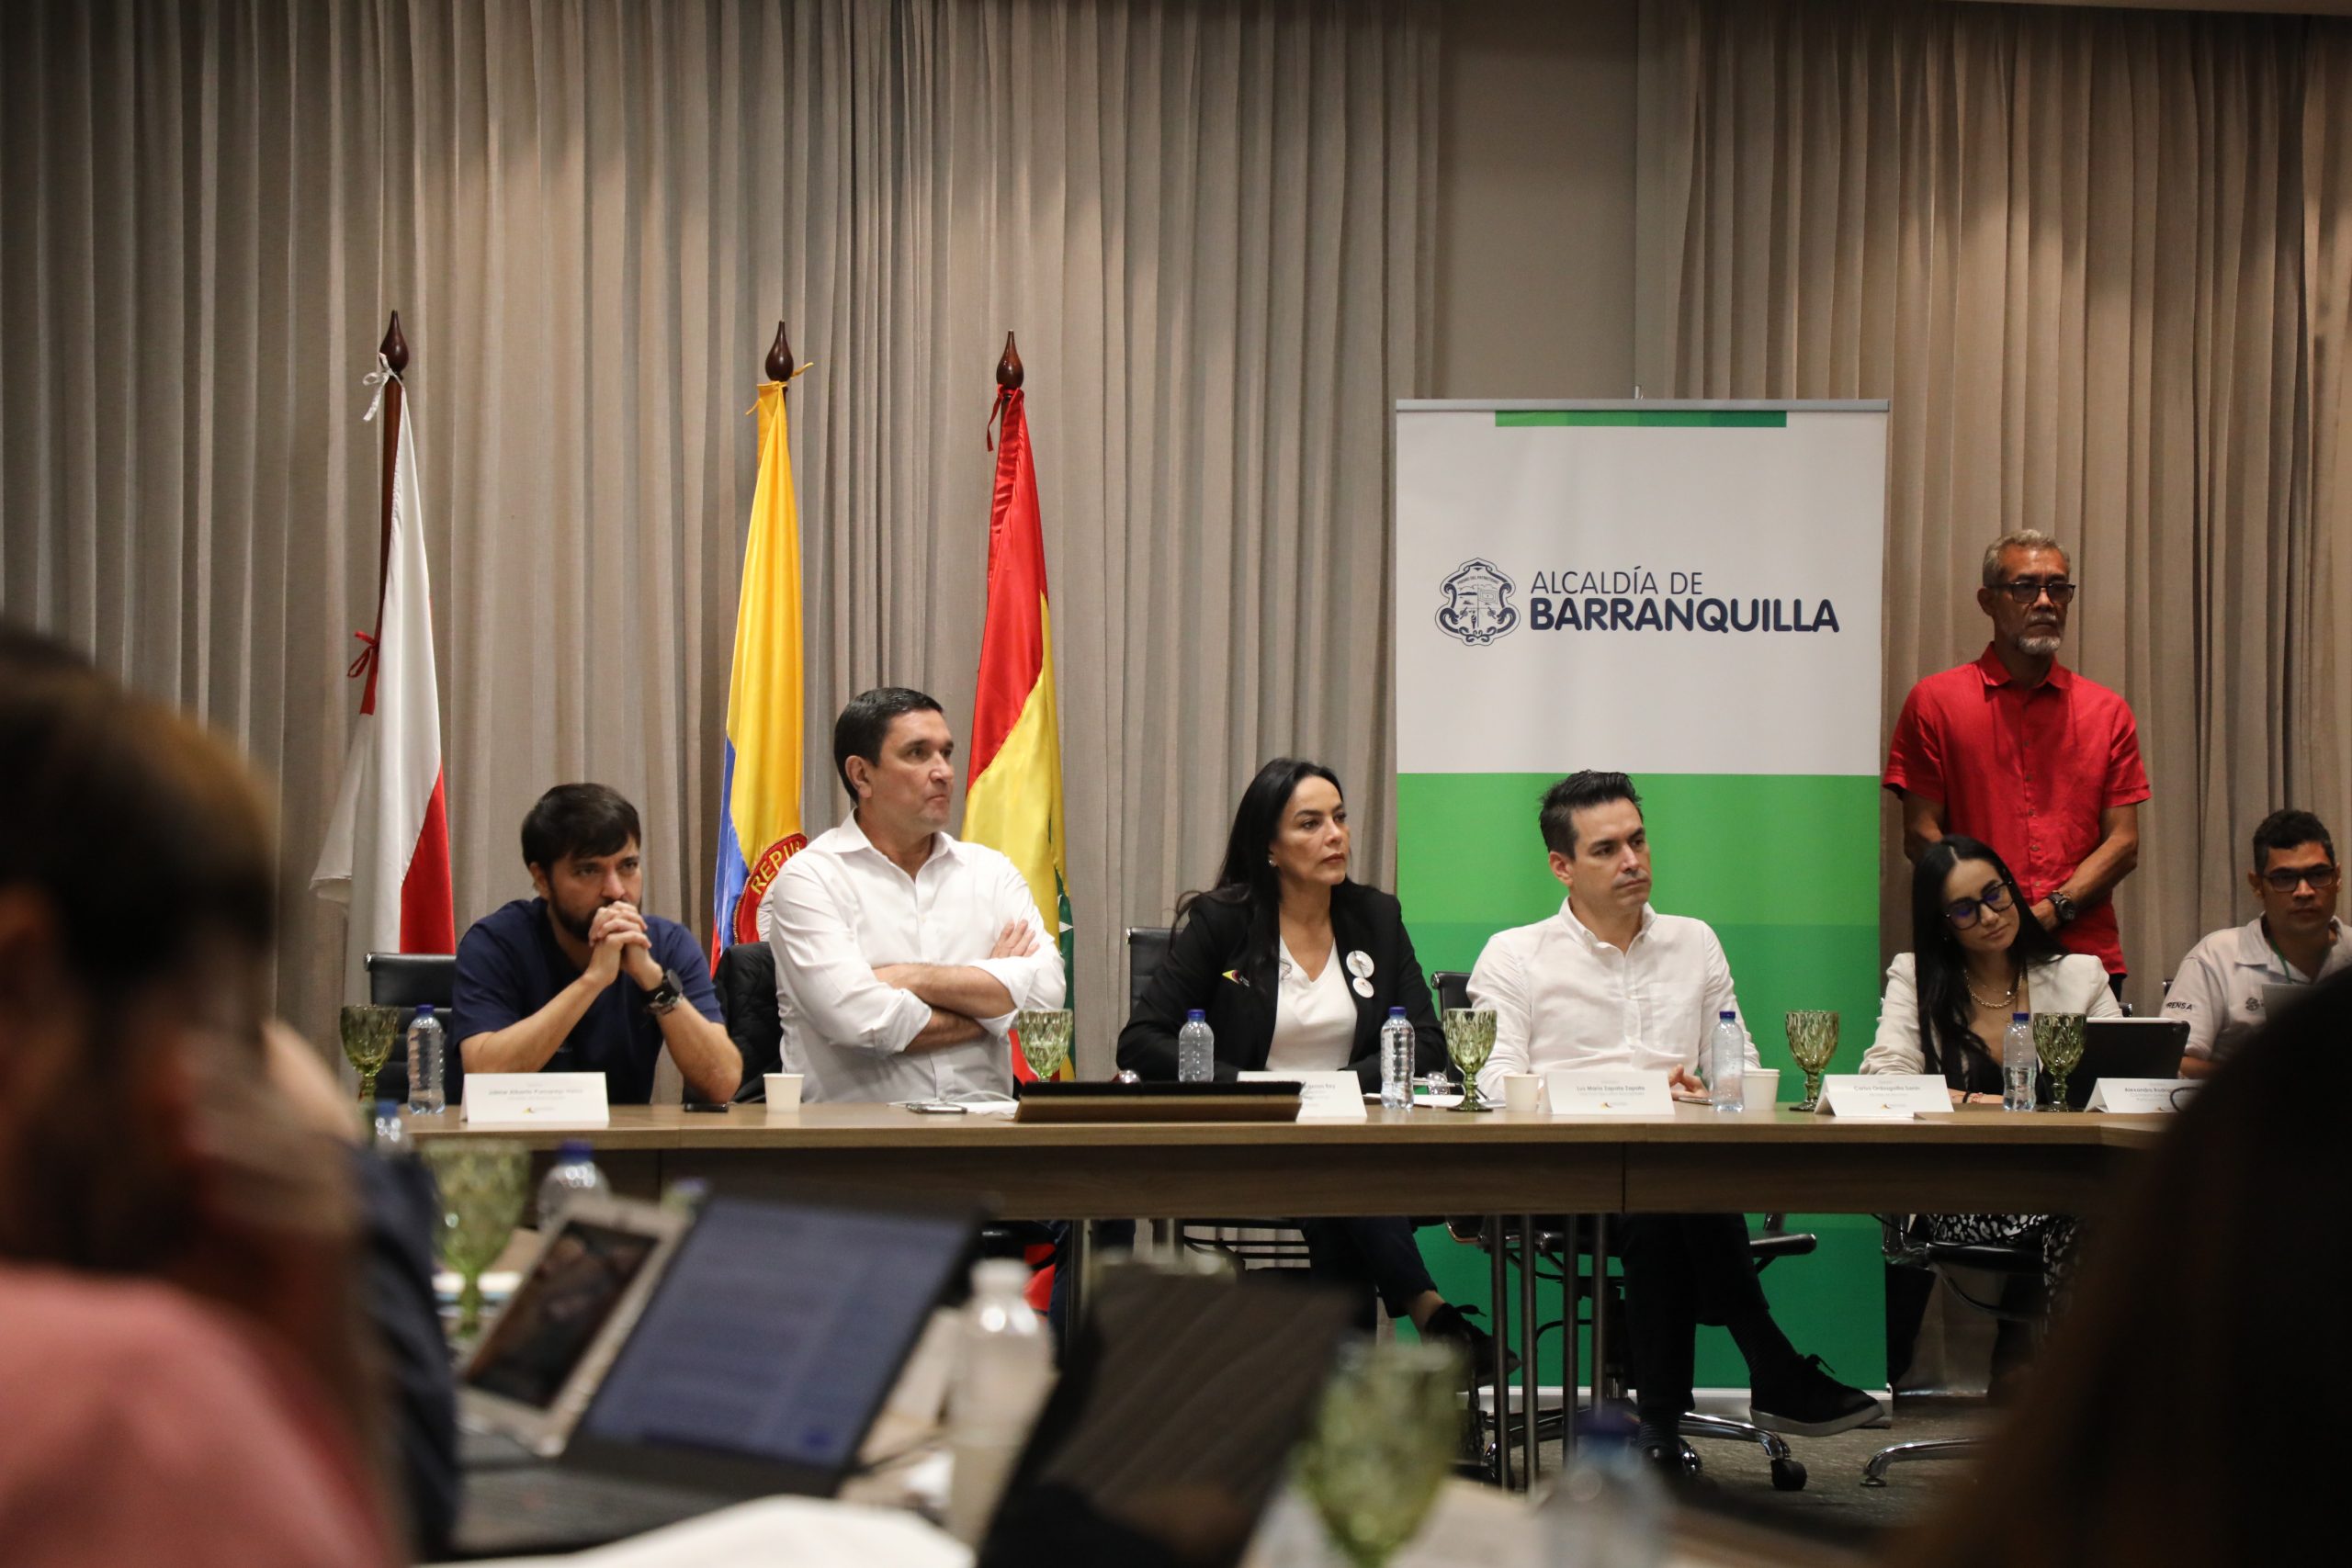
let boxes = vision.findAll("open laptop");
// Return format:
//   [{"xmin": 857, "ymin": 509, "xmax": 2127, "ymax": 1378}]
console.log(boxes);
[
  {"xmin": 2052, "ymin": 1018, "xmax": 2191, "ymax": 1109},
  {"xmin": 978, "ymin": 1266, "xmax": 1357, "ymax": 1568},
  {"xmin": 458, "ymin": 1190, "xmax": 980, "ymax": 1557}
]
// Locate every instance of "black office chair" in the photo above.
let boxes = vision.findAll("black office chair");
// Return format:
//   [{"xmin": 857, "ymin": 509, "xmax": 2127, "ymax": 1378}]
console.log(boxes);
[
  {"xmin": 365, "ymin": 952, "xmax": 458, "ymax": 1105},
  {"xmin": 1429, "ymin": 968, "xmax": 1819, "ymax": 1491},
  {"xmin": 1861, "ymin": 1224, "xmax": 2046, "ymax": 1486},
  {"xmin": 712, "ymin": 942, "xmax": 783, "ymax": 1102},
  {"xmin": 1126, "ymin": 925, "xmax": 1314, "ymax": 1275}
]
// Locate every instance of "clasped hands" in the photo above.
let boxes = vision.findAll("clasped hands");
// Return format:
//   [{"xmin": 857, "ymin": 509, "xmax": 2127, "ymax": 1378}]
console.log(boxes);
[{"xmin": 583, "ymin": 901, "xmax": 666, "ymax": 991}]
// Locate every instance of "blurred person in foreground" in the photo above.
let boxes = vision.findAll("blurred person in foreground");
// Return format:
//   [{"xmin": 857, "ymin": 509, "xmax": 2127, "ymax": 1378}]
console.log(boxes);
[
  {"xmin": 0, "ymin": 629, "xmax": 396, "ymax": 1567},
  {"xmin": 1898, "ymin": 971, "xmax": 2352, "ymax": 1567}
]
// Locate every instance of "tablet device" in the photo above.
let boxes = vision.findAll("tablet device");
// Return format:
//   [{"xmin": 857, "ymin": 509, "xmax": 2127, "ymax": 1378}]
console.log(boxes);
[{"xmin": 459, "ymin": 1194, "xmax": 692, "ymax": 1457}]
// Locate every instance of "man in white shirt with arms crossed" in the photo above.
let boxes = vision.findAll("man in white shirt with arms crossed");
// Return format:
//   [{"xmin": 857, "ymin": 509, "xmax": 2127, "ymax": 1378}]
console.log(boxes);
[
  {"xmin": 765, "ymin": 687, "xmax": 1064, "ymax": 1103},
  {"xmin": 1470, "ymin": 772, "xmax": 1880, "ymax": 1474}
]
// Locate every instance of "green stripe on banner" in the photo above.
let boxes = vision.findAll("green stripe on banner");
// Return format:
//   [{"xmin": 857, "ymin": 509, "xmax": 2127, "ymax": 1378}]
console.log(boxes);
[
  {"xmin": 1494, "ymin": 410, "xmax": 1788, "ymax": 428},
  {"xmin": 1394, "ymin": 770, "xmax": 1888, "ymax": 1388}
]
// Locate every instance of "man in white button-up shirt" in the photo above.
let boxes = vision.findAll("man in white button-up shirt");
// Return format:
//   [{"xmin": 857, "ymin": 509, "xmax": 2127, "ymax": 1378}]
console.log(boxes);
[
  {"xmin": 763, "ymin": 688, "xmax": 1064, "ymax": 1104},
  {"xmin": 1467, "ymin": 772, "xmax": 1880, "ymax": 1469}
]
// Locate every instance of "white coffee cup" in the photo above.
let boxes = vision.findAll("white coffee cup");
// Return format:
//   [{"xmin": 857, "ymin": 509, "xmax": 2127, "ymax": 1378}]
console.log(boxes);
[
  {"xmin": 764, "ymin": 1073, "xmax": 804, "ymax": 1113},
  {"xmin": 1503, "ymin": 1074, "xmax": 1544, "ymax": 1116},
  {"xmin": 1743, "ymin": 1068, "xmax": 1781, "ymax": 1109}
]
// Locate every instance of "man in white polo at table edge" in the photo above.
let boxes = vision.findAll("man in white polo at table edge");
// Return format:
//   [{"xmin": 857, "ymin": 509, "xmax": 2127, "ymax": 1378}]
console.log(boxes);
[
  {"xmin": 763, "ymin": 686, "xmax": 1064, "ymax": 1103},
  {"xmin": 2166, "ymin": 807, "xmax": 2348, "ymax": 1078},
  {"xmin": 1469, "ymin": 770, "xmax": 1882, "ymax": 1474}
]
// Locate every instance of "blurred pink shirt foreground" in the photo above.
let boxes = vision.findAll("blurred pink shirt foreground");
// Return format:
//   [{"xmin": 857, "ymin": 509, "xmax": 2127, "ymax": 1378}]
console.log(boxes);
[{"xmin": 0, "ymin": 1263, "xmax": 391, "ymax": 1568}]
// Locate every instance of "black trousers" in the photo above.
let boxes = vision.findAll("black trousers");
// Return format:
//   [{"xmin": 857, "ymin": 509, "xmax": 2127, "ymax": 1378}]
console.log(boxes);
[
  {"xmin": 1616, "ymin": 1213, "xmax": 1790, "ymax": 1425},
  {"xmin": 1295, "ymin": 1216, "xmax": 1440, "ymax": 1331}
]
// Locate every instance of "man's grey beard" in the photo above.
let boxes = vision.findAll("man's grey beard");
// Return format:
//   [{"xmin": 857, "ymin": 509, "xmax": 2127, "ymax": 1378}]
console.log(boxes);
[{"xmin": 2016, "ymin": 631, "xmax": 2063, "ymax": 658}]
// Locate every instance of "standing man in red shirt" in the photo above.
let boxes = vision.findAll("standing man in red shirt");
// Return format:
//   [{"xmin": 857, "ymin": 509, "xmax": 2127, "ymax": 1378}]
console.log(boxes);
[{"xmin": 1884, "ymin": 531, "xmax": 2149, "ymax": 997}]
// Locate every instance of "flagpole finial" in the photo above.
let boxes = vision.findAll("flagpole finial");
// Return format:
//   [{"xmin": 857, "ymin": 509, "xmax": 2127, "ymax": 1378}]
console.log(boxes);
[
  {"xmin": 379, "ymin": 311, "xmax": 409, "ymax": 375},
  {"xmin": 766, "ymin": 321, "xmax": 794, "ymax": 384},
  {"xmin": 997, "ymin": 332, "xmax": 1024, "ymax": 391}
]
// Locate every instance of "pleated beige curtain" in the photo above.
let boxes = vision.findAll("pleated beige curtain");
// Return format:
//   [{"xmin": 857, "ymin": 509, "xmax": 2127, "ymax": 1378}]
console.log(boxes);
[
  {"xmin": 1635, "ymin": 0, "xmax": 2352, "ymax": 1009},
  {"xmin": 0, "ymin": 0, "xmax": 1436, "ymax": 1069}
]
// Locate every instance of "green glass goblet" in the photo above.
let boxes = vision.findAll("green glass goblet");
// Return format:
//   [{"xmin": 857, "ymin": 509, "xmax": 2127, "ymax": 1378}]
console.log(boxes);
[
  {"xmin": 1442, "ymin": 1009, "xmax": 1496, "ymax": 1112},
  {"xmin": 1785, "ymin": 1010, "xmax": 1840, "ymax": 1111},
  {"xmin": 1015, "ymin": 1008, "xmax": 1074, "ymax": 1083},
  {"xmin": 423, "ymin": 1139, "xmax": 530, "ymax": 1339},
  {"xmin": 2032, "ymin": 1012, "xmax": 2086, "ymax": 1112},
  {"xmin": 340, "ymin": 1003, "xmax": 401, "ymax": 1107},
  {"xmin": 1293, "ymin": 1340, "xmax": 1464, "ymax": 1568}
]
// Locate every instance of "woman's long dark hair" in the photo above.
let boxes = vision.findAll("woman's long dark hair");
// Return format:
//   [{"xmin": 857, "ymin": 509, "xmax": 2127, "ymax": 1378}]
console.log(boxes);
[
  {"xmin": 1176, "ymin": 757, "xmax": 1347, "ymax": 995},
  {"xmin": 1910, "ymin": 835, "xmax": 2068, "ymax": 1088}
]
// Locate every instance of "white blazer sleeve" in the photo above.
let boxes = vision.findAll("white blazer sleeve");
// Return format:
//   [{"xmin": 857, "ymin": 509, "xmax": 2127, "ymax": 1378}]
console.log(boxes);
[
  {"xmin": 2067, "ymin": 955, "xmax": 2126, "ymax": 1019},
  {"xmin": 1860, "ymin": 954, "xmax": 1928, "ymax": 1075}
]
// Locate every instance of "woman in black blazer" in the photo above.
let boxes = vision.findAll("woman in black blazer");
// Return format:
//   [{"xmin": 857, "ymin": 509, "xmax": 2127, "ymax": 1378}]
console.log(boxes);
[{"xmin": 1116, "ymin": 758, "xmax": 1494, "ymax": 1357}]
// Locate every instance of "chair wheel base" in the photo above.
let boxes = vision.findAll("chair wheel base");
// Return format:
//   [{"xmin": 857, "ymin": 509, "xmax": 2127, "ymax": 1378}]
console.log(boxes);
[{"xmin": 1770, "ymin": 1457, "xmax": 1807, "ymax": 1492}]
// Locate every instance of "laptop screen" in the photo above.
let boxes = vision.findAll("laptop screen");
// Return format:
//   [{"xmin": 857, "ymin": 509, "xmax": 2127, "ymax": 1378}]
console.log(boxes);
[
  {"xmin": 572, "ymin": 1196, "xmax": 972, "ymax": 1474},
  {"xmin": 466, "ymin": 1217, "xmax": 663, "ymax": 1411},
  {"xmin": 980, "ymin": 1267, "xmax": 1355, "ymax": 1568}
]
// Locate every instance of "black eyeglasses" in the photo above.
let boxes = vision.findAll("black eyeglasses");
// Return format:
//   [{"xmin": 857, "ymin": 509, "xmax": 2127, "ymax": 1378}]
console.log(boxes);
[
  {"xmin": 2261, "ymin": 864, "xmax": 2340, "ymax": 894},
  {"xmin": 1943, "ymin": 879, "xmax": 2015, "ymax": 929},
  {"xmin": 1993, "ymin": 578, "xmax": 2077, "ymax": 607}
]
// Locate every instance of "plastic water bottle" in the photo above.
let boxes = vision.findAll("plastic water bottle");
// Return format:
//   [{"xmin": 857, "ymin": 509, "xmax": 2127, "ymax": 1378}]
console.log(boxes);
[
  {"xmin": 1379, "ymin": 1008, "xmax": 1416, "ymax": 1110},
  {"xmin": 405, "ymin": 1004, "xmax": 446, "ymax": 1114},
  {"xmin": 1709, "ymin": 1010, "xmax": 1746, "ymax": 1112},
  {"xmin": 1177, "ymin": 1009, "xmax": 1216, "ymax": 1083},
  {"xmin": 945, "ymin": 1258, "xmax": 1055, "ymax": 1542},
  {"xmin": 2003, "ymin": 1013, "xmax": 2037, "ymax": 1111},
  {"xmin": 537, "ymin": 1140, "xmax": 607, "ymax": 1228},
  {"xmin": 1542, "ymin": 1407, "xmax": 1668, "ymax": 1568},
  {"xmin": 372, "ymin": 1100, "xmax": 409, "ymax": 1154}
]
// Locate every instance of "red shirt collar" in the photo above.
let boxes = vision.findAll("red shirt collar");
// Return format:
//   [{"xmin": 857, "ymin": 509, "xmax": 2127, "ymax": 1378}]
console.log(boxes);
[{"xmin": 1973, "ymin": 642, "xmax": 2072, "ymax": 692}]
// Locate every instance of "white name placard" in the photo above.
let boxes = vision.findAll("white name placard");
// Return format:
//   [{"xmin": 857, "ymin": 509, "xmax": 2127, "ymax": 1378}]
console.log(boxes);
[
  {"xmin": 2086, "ymin": 1078, "xmax": 2197, "ymax": 1114},
  {"xmin": 462, "ymin": 1072, "xmax": 611, "ymax": 1128},
  {"xmin": 1544, "ymin": 1070, "xmax": 1675, "ymax": 1117},
  {"xmin": 1240, "ymin": 1070, "xmax": 1368, "ymax": 1122},
  {"xmin": 1816, "ymin": 1075, "xmax": 1952, "ymax": 1121}
]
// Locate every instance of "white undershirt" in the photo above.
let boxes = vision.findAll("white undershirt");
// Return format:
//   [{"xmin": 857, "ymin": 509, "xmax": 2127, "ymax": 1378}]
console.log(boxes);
[{"xmin": 1266, "ymin": 936, "xmax": 1357, "ymax": 1072}]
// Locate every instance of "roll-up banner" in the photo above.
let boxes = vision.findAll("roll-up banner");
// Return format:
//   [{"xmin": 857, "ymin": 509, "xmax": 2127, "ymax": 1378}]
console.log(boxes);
[{"xmin": 1394, "ymin": 400, "xmax": 1890, "ymax": 1382}]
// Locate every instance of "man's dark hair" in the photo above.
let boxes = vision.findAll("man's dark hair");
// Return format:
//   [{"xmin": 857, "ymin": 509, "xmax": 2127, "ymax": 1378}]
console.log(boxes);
[
  {"xmin": 2252, "ymin": 807, "xmax": 2335, "ymax": 873},
  {"xmin": 833, "ymin": 686, "xmax": 945, "ymax": 798},
  {"xmin": 520, "ymin": 784, "xmax": 641, "ymax": 872},
  {"xmin": 1540, "ymin": 771, "xmax": 1643, "ymax": 857}
]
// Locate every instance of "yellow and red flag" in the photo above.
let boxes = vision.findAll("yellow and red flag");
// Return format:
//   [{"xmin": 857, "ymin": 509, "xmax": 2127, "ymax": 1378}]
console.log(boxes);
[
  {"xmin": 712, "ymin": 367, "xmax": 809, "ymax": 964},
  {"xmin": 966, "ymin": 358, "xmax": 1071, "ymax": 1078}
]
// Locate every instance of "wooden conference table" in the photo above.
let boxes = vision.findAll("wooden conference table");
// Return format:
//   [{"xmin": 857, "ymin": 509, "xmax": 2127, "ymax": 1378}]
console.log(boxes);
[{"xmin": 410, "ymin": 1101, "xmax": 2172, "ymax": 1490}]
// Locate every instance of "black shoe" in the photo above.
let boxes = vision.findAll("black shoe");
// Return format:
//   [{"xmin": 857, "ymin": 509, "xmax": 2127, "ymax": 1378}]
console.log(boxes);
[
  {"xmin": 1748, "ymin": 1354, "xmax": 1884, "ymax": 1438},
  {"xmin": 1420, "ymin": 1303, "xmax": 1521, "ymax": 1379}
]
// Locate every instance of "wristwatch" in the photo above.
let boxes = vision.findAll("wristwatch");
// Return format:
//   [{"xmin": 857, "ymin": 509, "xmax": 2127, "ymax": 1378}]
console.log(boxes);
[
  {"xmin": 645, "ymin": 966, "xmax": 685, "ymax": 1015},
  {"xmin": 2047, "ymin": 889, "xmax": 2078, "ymax": 927}
]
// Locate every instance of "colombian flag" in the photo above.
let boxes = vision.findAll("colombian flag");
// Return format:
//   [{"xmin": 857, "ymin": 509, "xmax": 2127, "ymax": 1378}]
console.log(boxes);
[
  {"xmin": 966, "ymin": 368, "xmax": 1072, "ymax": 1076},
  {"xmin": 712, "ymin": 373, "xmax": 808, "ymax": 964}
]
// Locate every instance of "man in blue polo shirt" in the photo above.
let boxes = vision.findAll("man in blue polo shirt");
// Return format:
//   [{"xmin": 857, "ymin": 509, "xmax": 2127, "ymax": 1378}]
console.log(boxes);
[{"xmin": 452, "ymin": 784, "xmax": 740, "ymax": 1104}]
